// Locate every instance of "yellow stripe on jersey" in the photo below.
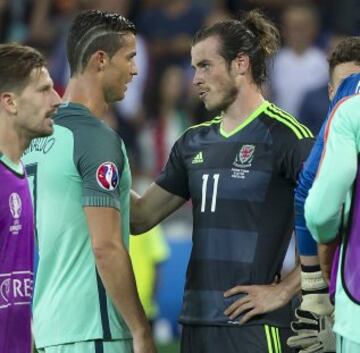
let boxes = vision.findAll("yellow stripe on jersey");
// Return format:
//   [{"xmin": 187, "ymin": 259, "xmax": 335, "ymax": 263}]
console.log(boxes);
[
  {"xmin": 271, "ymin": 326, "xmax": 280, "ymax": 353},
  {"xmin": 276, "ymin": 327, "xmax": 282, "ymax": 353},
  {"xmin": 267, "ymin": 105, "xmax": 311, "ymax": 139},
  {"xmin": 188, "ymin": 116, "xmax": 222, "ymax": 130},
  {"xmin": 265, "ymin": 109, "xmax": 303, "ymax": 139},
  {"xmin": 265, "ymin": 325, "xmax": 274, "ymax": 353},
  {"xmin": 269, "ymin": 104, "xmax": 313, "ymax": 137}
]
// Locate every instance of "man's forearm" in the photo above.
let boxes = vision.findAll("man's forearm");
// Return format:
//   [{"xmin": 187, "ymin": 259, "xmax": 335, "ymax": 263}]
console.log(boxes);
[
  {"xmin": 94, "ymin": 244, "xmax": 150, "ymax": 337},
  {"xmin": 318, "ymin": 239, "xmax": 339, "ymax": 285},
  {"xmin": 130, "ymin": 190, "xmax": 152, "ymax": 234},
  {"xmin": 130, "ymin": 186, "xmax": 186, "ymax": 234},
  {"xmin": 280, "ymin": 264, "xmax": 301, "ymax": 302}
]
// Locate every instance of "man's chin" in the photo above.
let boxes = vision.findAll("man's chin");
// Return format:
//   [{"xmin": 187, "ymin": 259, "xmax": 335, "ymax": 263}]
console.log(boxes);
[
  {"xmin": 117, "ymin": 91, "xmax": 125, "ymax": 102},
  {"xmin": 35, "ymin": 126, "xmax": 54, "ymax": 138},
  {"xmin": 204, "ymin": 101, "xmax": 219, "ymax": 112}
]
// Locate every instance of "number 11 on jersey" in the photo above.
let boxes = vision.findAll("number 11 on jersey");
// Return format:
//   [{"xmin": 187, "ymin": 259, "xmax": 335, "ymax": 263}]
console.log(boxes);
[{"xmin": 201, "ymin": 173, "xmax": 220, "ymax": 213}]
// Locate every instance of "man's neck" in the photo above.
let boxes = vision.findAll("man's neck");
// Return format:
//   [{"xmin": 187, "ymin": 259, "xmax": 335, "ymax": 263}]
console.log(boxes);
[
  {"xmin": 63, "ymin": 73, "xmax": 108, "ymax": 118},
  {"xmin": 0, "ymin": 118, "xmax": 28, "ymax": 163},
  {"xmin": 221, "ymin": 84, "xmax": 265, "ymax": 133}
]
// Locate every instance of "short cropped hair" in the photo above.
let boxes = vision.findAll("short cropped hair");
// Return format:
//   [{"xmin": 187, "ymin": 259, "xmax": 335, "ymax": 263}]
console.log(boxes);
[
  {"xmin": 67, "ymin": 9, "xmax": 136, "ymax": 76},
  {"xmin": 329, "ymin": 37, "xmax": 360, "ymax": 83}
]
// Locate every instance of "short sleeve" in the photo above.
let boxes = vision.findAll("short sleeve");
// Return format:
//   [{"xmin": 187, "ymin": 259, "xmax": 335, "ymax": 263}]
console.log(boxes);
[
  {"xmin": 73, "ymin": 122, "xmax": 124, "ymax": 210},
  {"xmin": 281, "ymin": 136, "xmax": 314, "ymax": 184},
  {"xmin": 156, "ymin": 139, "xmax": 190, "ymax": 200}
]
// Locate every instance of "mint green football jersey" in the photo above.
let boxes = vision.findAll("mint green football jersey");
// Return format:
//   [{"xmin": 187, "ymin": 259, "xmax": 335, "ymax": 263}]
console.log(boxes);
[{"xmin": 22, "ymin": 103, "xmax": 132, "ymax": 348}]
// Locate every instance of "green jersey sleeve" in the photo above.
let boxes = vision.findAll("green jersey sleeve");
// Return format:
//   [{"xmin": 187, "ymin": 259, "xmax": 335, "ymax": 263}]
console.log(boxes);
[
  {"xmin": 305, "ymin": 95, "xmax": 360, "ymax": 243},
  {"xmin": 73, "ymin": 120, "xmax": 125, "ymax": 210}
]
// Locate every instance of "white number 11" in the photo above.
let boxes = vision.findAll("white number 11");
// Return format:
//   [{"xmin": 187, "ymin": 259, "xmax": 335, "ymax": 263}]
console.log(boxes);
[{"xmin": 201, "ymin": 173, "xmax": 220, "ymax": 213}]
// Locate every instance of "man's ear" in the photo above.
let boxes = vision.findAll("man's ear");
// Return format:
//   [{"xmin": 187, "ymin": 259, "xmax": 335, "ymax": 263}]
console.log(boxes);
[
  {"xmin": 0, "ymin": 92, "xmax": 17, "ymax": 114},
  {"xmin": 232, "ymin": 54, "xmax": 250, "ymax": 76},
  {"xmin": 87, "ymin": 50, "xmax": 108, "ymax": 72}
]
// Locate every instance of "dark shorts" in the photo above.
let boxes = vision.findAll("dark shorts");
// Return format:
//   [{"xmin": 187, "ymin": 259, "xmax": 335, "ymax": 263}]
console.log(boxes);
[{"xmin": 181, "ymin": 324, "xmax": 294, "ymax": 353}]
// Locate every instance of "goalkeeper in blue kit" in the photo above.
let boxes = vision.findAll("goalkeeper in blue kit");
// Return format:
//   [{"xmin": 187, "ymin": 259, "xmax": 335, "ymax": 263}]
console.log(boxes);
[{"xmin": 287, "ymin": 37, "xmax": 360, "ymax": 353}]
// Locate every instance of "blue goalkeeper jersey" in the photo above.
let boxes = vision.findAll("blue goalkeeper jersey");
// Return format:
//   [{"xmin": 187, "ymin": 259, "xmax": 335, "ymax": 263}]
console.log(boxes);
[{"xmin": 295, "ymin": 73, "xmax": 360, "ymax": 254}]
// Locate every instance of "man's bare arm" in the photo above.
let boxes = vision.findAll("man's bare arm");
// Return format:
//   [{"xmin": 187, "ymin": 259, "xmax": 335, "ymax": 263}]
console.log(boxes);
[
  {"xmin": 131, "ymin": 183, "xmax": 186, "ymax": 234},
  {"xmin": 85, "ymin": 207, "xmax": 157, "ymax": 353}
]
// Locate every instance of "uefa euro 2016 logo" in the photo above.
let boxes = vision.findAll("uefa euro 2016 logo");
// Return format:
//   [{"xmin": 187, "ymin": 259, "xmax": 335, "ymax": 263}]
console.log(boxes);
[
  {"xmin": 9, "ymin": 192, "xmax": 22, "ymax": 219},
  {"xmin": 96, "ymin": 161, "xmax": 119, "ymax": 191}
]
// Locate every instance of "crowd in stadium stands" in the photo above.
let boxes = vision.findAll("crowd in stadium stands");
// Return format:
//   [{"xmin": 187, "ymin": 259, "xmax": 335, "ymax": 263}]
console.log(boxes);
[{"xmin": 0, "ymin": 0, "xmax": 359, "ymax": 181}]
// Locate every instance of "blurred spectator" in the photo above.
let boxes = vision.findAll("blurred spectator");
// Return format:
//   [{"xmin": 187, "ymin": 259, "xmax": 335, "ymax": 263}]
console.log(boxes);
[
  {"xmin": 115, "ymin": 27, "xmax": 149, "ymax": 121},
  {"xmin": 130, "ymin": 225, "xmax": 170, "ymax": 327},
  {"xmin": 137, "ymin": 0, "xmax": 207, "ymax": 68},
  {"xmin": 226, "ymin": 0, "xmax": 288, "ymax": 23},
  {"xmin": 269, "ymin": 2, "xmax": 329, "ymax": 117},
  {"xmin": 138, "ymin": 66, "xmax": 191, "ymax": 176},
  {"xmin": 297, "ymin": 82, "xmax": 328, "ymax": 135},
  {"xmin": 298, "ymin": 34, "xmax": 347, "ymax": 135},
  {"xmin": 137, "ymin": 0, "xmax": 208, "ymax": 115},
  {"xmin": 203, "ymin": 0, "xmax": 233, "ymax": 26},
  {"xmin": 321, "ymin": 0, "xmax": 360, "ymax": 35},
  {"xmin": 36, "ymin": 0, "xmax": 96, "ymax": 94},
  {"xmin": 0, "ymin": 0, "xmax": 32, "ymax": 43},
  {"xmin": 129, "ymin": 175, "xmax": 170, "ymax": 328}
]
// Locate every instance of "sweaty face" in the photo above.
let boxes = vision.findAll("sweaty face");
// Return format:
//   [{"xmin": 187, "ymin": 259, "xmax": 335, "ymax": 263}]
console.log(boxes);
[
  {"xmin": 191, "ymin": 36, "xmax": 238, "ymax": 112},
  {"xmin": 15, "ymin": 67, "xmax": 60, "ymax": 138},
  {"xmin": 103, "ymin": 33, "xmax": 137, "ymax": 103},
  {"xmin": 329, "ymin": 61, "xmax": 360, "ymax": 100}
]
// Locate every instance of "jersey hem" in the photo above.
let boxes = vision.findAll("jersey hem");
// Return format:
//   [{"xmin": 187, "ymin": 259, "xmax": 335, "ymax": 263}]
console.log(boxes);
[
  {"xmin": 35, "ymin": 332, "xmax": 133, "ymax": 349},
  {"xmin": 178, "ymin": 318, "xmax": 290, "ymax": 328}
]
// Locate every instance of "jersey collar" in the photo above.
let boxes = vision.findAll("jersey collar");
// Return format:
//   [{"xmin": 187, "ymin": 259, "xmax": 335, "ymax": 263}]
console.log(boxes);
[{"xmin": 219, "ymin": 101, "xmax": 270, "ymax": 138}]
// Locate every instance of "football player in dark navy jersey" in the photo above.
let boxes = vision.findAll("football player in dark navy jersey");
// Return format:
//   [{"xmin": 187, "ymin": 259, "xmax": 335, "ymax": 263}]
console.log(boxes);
[{"xmin": 132, "ymin": 10, "xmax": 313, "ymax": 353}]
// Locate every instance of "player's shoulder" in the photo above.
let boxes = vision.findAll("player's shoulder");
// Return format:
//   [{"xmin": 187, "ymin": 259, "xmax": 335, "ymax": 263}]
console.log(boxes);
[
  {"xmin": 335, "ymin": 94, "xmax": 360, "ymax": 120},
  {"xmin": 337, "ymin": 73, "xmax": 360, "ymax": 97},
  {"xmin": 340, "ymin": 93, "xmax": 360, "ymax": 107},
  {"xmin": 262, "ymin": 102, "xmax": 313, "ymax": 141},
  {"xmin": 54, "ymin": 102, "xmax": 122, "ymax": 145}
]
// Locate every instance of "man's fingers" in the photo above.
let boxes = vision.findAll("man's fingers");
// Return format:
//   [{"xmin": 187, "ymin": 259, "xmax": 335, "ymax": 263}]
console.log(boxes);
[
  {"xmin": 239, "ymin": 308, "xmax": 259, "ymax": 325},
  {"xmin": 224, "ymin": 285, "xmax": 250, "ymax": 297},
  {"xmin": 298, "ymin": 342, "xmax": 323, "ymax": 353},
  {"xmin": 226, "ymin": 301, "xmax": 254, "ymax": 320},
  {"xmin": 224, "ymin": 296, "xmax": 251, "ymax": 316}
]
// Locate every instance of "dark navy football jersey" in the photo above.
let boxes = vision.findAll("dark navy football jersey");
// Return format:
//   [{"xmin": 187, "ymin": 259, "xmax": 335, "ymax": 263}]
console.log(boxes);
[{"xmin": 156, "ymin": 101, "xmax": 314, "ymax": 328}]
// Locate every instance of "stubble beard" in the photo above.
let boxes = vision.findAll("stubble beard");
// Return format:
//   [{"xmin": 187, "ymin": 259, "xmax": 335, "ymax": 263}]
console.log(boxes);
[{"xmin": 207, "ymin": 84, "xmax": 238, "ymax": 113}]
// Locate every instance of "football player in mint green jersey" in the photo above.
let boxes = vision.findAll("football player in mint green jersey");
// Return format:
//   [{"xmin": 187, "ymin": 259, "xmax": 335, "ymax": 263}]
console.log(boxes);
[
  {"xmin": 305, "ymin": 94, "xmax": 360, "ymax": 353},
  {"xmin": 22, "ymin": 10, "xmax": 156, "ymax": 353}
]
